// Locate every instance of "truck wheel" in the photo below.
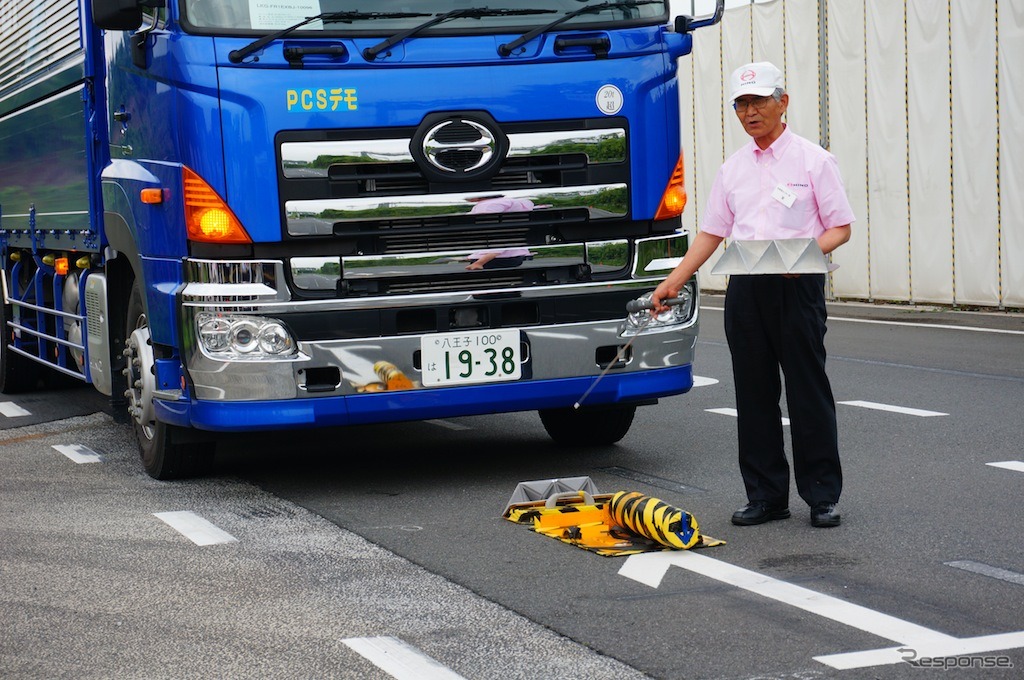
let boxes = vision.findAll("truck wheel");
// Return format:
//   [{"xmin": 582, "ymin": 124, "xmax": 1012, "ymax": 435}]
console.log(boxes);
[
  {"xmin": 539, "ymin": 404, "xmax": 637, "ymax": 446},
  {"xmin": 125, "ymin": 282, "xmax": 213, "ymax": 479},
  {"xmin": 0, "ymin": 301, "xmax": 40, "ymax": 393}
]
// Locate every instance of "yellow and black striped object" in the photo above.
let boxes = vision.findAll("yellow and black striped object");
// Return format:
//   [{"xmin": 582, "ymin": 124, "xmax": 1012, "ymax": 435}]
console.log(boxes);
[{"xmin": 608, "ymin": 491, "xmax": 701, "ymax": 550}]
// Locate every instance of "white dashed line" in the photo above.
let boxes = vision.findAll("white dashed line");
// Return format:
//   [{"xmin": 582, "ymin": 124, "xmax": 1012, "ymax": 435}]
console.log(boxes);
[
  {"xmin": 987, "ymin": 461, "xmax": 1024, "ymax": 473},
  {"xmin": 703, "ymin": 305, "xmax": 1024, "ymax": 335},
  {"xmin": 838, "ymin": 400, "xmax": 947, "ymax": 417},
  {"xmin": 945, "ymin": 561, "xmax": 1024, "ymax": 587},
  {"xmin": 52, "ymin": 444, "xmax": 102, "ymax": 464},
  {"xmin": 0, "ymin": 402, "xmax": 30, "ymax": 417},
  {"xmin": 706, "ymin": 407, "xmax": 789, "ymax": 426},
  {"xmin": 153, "ymin": 511, "xmax": 238, "ymax": 546},
  {"xmin": 342, "ymin": 636, "xmax": 466, "ymax": 680}
]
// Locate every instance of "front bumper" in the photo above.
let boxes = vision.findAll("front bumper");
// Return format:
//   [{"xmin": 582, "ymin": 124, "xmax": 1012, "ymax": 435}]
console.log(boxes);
[{"xmin": 156, "ymin": 363, "xmax": 694, "ymax": 431}]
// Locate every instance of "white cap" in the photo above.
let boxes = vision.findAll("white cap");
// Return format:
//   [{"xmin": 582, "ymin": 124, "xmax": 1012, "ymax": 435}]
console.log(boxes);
[{"xmin": 729, "ymin": 62, "xmax": 784, "ymax": 102}]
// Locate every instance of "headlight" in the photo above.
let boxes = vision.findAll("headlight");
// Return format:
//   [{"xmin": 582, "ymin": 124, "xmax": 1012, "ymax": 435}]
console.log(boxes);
[
  {"xmin": 623, "ymin": 283, "xmax": 696, "ymax": 336},
  {"xmin": 196, "ymin": 313, "xmax": 298, "ymax": 359}
]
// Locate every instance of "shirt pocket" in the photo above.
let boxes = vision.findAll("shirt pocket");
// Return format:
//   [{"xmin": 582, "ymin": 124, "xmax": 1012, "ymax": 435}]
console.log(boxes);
[{"xmin": 777, "ymin": 184, "xmax": 817, "ymax": 230}]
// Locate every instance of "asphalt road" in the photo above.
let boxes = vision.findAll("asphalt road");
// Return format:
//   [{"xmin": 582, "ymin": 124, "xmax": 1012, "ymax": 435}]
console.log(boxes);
[{"xmin": 2, "ymin": 296, "xmax": 1022, "ymax": 679}]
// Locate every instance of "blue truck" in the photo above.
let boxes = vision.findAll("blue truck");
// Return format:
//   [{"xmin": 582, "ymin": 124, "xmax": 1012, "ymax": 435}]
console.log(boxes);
[{"xmin": 0, "ymin": 0, "xmax": 723, "ymax": 478}]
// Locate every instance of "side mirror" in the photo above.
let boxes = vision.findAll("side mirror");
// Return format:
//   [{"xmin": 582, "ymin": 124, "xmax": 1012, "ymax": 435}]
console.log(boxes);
[
  {"xmin": 674, "ymin": 0, "xmax": 725, "ymax": 34},
  {"xmin": 91, "ymin": 0, "xmax": 143, "ymax": 31}
]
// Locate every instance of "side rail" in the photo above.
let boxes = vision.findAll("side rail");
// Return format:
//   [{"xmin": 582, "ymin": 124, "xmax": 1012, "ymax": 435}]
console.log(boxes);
[{"xmin": 1, "ymin": 205, "xmax": 92, "ymax": 384}]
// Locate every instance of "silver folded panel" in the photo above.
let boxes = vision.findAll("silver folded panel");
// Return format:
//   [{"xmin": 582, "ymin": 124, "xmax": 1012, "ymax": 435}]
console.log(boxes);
[{"xmin": 710, "ymin": 238, "xmax": 832, "ymax": 275}]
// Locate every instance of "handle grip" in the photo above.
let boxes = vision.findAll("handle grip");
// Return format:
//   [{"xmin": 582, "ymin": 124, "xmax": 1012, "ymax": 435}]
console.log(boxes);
[{"xmin": 625, "ymin": 295, "xmax": 687, "ymax": 314}]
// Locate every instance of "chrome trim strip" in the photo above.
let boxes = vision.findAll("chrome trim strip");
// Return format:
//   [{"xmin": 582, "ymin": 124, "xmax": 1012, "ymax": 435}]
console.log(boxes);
[
  {"xmin": 633, "ymin": 232, "xmax": 690, "ymax": 276},
  {"xmin": 286, "ymin": 183, "xmax": 628, "ymax": 236},
  {"xmin": 342, "ymin": 243, "xmax": 587, "ymax": 279},
  {"xmin": 181, "ymin": 279, "xmax": 659, "ymax": 316},
  {"xmin": 183, "ymin": 259, "xmax": 290, "ymax": 302},
  {"xmin": 280, "ymin": 128, "xmax": 626, "ymax": 178},
  {"xmin": 187, "ymin": 233, "xmax": 685, "ymax": 313}
]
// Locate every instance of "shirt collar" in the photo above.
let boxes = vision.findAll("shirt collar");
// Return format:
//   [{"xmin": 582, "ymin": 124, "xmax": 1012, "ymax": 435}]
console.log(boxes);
[{"xmin": 749, "ymin": 124, "xmax": 792, "ymax": 160}]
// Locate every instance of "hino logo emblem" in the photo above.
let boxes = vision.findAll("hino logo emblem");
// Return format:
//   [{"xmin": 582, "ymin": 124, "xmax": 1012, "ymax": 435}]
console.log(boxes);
[{"xmin": 421, "ymin": 118, "xmax": 498, "ymax": 174}]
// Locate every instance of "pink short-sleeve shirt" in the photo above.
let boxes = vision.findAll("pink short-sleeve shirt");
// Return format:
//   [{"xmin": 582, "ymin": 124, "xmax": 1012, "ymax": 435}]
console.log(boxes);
[{"xmin": 701, "ymin": 126, "xmax": 855, "ymax": 241}]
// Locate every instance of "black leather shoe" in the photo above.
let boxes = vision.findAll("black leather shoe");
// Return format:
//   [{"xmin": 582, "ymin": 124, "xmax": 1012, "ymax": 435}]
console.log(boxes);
[
  {"xmin": 810, "ymin": 503, "xmax": 841, "ymax": 527},
  {"xmin": 731, "ymin": 501, "xmax": 791, "ymax": 526}
]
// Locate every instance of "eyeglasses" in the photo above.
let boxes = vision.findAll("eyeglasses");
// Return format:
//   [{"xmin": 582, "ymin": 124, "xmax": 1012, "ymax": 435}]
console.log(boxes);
[{"xmin": 733, "ymin": 95, "xmax": 775, "ymax": 113}]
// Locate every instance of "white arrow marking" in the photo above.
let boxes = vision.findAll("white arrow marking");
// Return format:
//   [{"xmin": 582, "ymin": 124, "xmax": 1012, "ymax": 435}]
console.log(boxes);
[
  {"xmin": 815, "ymin": 632, "xmax": 1024, "ymax": 670},
  {"xmin": 691, "ymin": 375, "xmax": 719, "ymax": 387},
  {"xmin": 618, "ymin": 551, "xmax": 1024, "ymax": 670}
]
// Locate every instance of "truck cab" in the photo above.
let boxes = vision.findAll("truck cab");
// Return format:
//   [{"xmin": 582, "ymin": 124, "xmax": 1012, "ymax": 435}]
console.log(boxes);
[{"xmin": 0, "ymin": 0, "xmax": 723, "ymax": 478}]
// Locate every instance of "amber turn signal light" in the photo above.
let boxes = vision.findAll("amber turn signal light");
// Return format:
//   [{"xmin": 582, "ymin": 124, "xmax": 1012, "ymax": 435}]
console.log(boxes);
[
  {"xmin": 653, "ymin": 155, "xmax": 687, "ymax": 221},
  {"xmin": 182, "ymin": 167, "xmax": 251, "ymax": 244}
]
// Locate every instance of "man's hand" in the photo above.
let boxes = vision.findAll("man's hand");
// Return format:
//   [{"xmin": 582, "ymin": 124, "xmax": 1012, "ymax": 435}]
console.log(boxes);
[
  {"xmin": 649, "ymin": 231, "xmax": 725, "ymax": 314},
  {"xmin": 650, "ymin": 278, "xmax": 682, "ymax": 314}
]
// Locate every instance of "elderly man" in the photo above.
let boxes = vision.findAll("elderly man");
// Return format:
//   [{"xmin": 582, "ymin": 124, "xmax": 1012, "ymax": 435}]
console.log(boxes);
[{"xmin": 651, "ymin": 61, "xmax": 853, "ymax": 528}]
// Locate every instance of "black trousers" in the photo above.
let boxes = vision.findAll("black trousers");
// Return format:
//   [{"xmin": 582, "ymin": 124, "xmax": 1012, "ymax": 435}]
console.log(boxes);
[{"xmin": 724, "ymin": 274, "xmax": 842, "ymax": 508}]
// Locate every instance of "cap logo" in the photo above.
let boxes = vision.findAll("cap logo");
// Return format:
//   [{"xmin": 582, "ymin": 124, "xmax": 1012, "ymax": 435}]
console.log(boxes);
[{"xmin": 740, "ymin": 69, "xmax": 757, "ymax": 82}]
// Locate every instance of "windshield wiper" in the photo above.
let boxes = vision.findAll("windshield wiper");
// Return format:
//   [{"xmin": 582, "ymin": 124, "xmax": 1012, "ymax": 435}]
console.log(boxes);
[
  {"xmin": 363, "ymin": 7, "xmax": 557, "ymax": 61},
  {"xmin": 498, "ymin": 0, "xmax": 660, "ymax": 56},
  {"xmin": 228, "ymin": 11, "xmax": 431, "ymax": 64}
]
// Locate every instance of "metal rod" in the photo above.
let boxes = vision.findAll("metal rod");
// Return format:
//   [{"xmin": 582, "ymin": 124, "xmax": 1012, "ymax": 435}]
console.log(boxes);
[
  {"xmin": 573, "ymin": 295, "xmax": 688, "ymax": 409},
  {"xmin": 573, "ymin": 313, "xmax": 653, "ymax": 410}
]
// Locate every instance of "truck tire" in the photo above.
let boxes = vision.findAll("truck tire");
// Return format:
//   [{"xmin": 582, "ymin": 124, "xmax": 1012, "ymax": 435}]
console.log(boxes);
[
  {"xmin": 0, "ymin": 301, "xmax": 40, "ymax": 393},
  {"xmin": 539, "ymin": 404, "xmax": 636, "ymax": 446},
  {"xmin": 125, "ymin": 281, "xmax": 213, "ymax": 479}
]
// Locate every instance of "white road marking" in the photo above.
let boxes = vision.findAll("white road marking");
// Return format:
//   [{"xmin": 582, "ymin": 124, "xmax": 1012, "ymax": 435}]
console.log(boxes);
[
  {"xmin": 51, "ymin": 444, "xmax": 102, "ymax": 464},
  {"xmin": 945, "ymin": 560, "xmax": 1024, "ymax": 587},
  {"xmin": 829, "ymin": 315, "xmax": 1024, "ymax": 336},
  {"xmin": 153, "ymin": 511, "xmax": 238, "ymax": 546},
  {"xmin": 816, "ymin": 632, "xmax": 1024, "ymax": 669},
  {"xmin": 706, "ymin": 407, "xmax": 789, "ymax": 426},
  {"xmin": 618, "ymin": 551, "xmax": 1024, "ymax": 670},
  {"xmin": 342, "ymin": 636, "xmax": 466, "ymax": 680},
  {"xmin": 702, "ymin": 305, "xmax": 1024, "ymax": 335},
  {"xmin": 691, "ymin": 375, "xmax": 719, "ymax": 387},
  {"xmin": 987, "ymin": 460, "xmax": 1024, "ymax": 473},
  {"xmin": 838, "ymin": 400, "xmax": 947, "ymax": 417},
  {"xmin": 426, "ymin": 419, "xmax": 472, "ymax": 431},
  {"xmin": 0, "ymin": 402, "xmax": 30, "ymax": 417}
]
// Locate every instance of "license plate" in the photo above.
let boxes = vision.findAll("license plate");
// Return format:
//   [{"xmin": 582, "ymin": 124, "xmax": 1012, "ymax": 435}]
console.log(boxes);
[{"xmin": 420, "ymin": 329, "xmax": 522, "ymax": 387}]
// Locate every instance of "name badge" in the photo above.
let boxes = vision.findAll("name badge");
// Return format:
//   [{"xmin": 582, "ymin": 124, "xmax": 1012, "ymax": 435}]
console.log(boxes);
[{"xmin": 771, "ymin": 184, "xmax": 797, "ymax": 208}]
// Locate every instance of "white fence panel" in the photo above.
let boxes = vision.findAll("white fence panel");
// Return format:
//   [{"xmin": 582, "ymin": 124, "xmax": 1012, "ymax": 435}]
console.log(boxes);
[
  {"xmin": 866, "ymin": 0, "xmax": 911, "ymax": 301},
  {"xmin": 952, "ymin": 2, "xmax": 1000, "ymax": 305},
  {"xmin": 908, "ymin": 0, "xmax": 955, "ymax": 304},
  {"xmin": 676, "ymin": 0, "xmax": 1022, "ymax": 308},
  {"xmin": 1001, "ymin": 0, "xmax": 1024, "ymax": 307},
  {"xmin": 782, "ymin": 0, "xmax": 820, "ymax": 144},
  {"xmin": 826, "ymin": 0, "xmax": 869, "ymax": 298}
]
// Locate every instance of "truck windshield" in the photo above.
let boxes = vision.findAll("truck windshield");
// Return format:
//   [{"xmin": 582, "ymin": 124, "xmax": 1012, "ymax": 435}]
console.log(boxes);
[{"xmin": 182, "ymin": 0, "xmax": 668, "ymax": 34}]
